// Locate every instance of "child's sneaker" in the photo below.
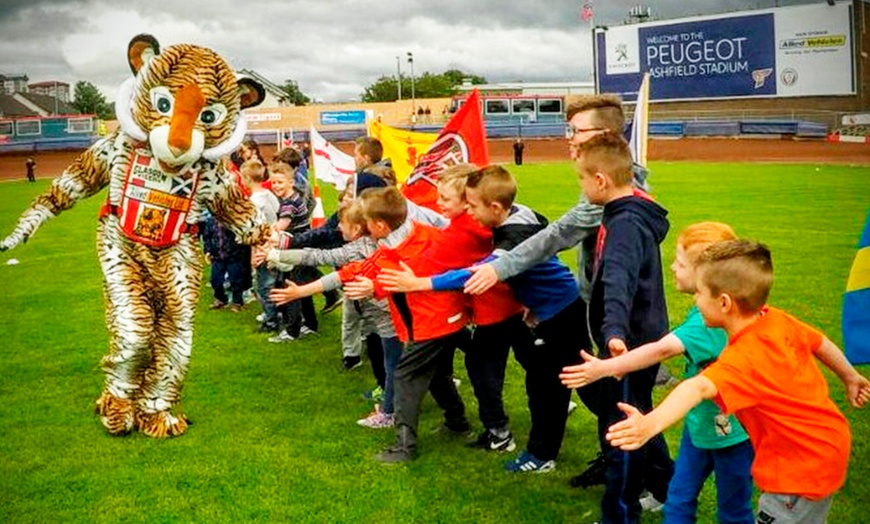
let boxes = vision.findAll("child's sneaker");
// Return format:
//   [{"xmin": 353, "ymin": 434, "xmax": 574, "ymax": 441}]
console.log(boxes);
[
  {"xmin": 299, "ymin": 325, "xmax": 318, "ymax": 337},
  {"xmin": 466, "ymin": 430, "xmax": 516, "ymax": 453},
  {"xmin": 570, "ymin": 452, "xmax": 606, "ymax": 488},
  {"xmin": 255, "ymin": 313, "xmax": 266, "ymax": 323},
  {"xmin": 342, "ymin": 355, "xmax": 362, "ymax": 370},
  {"xmin": 357, "ymin": 406, "xmax": 394, "ymax": 429},
  {"xmin": 639, "ymin": 492, "xmax": 665, "ymax": 512},
  {"xmin": 268, "ymin": 330, "xmax": 296, "ymax": 343},
  {"xmin": 504, "ymin": 450, "xmax": 556, "ymax": 473}
]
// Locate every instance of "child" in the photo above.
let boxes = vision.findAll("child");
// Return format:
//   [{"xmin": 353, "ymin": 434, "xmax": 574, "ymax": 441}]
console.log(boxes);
[
  {"xmin": 380, "ymin": 165, "xmax": 588, "ymax": 472},
  {"xmin": 574, "ymin": 132, "xmax": 674, "ymax": 523},
  {"xmin": 269, "ymin": 200, "xmax": 402, "ymax": 429},
  {"xmin": 380, "ymin": 164, "xmax": 526, "ymax": 453},
  {"xmin": 269, "ymin": 163, "xmax": 317, "ymax": 342},
  {"xmin": 560, "ymin": 222, "xmax": 754, "ymax": 523},
  {"xmin": 241, "ymin": 159, "xmax": 281, "ymax": 332},
  {"xmin": 201, "ymin": 213, "xmax": 247, "ymax": 312},
  {"xmin": 607, "ymin": 239, "xmax": 870, "ymax": 524},
  {"xmin": 269, "ymin": 186, "xmax": 471, "ymax": 463}
]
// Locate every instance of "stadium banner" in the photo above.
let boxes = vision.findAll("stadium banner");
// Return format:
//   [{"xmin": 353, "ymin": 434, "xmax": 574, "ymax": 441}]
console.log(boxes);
[
  {"xmin": 320, "ymin": 110, "xmax": 367, "ymax": 125},
  {"xmin": 595, "ymin": 2, "xmax": 854, "ymax": 102}
]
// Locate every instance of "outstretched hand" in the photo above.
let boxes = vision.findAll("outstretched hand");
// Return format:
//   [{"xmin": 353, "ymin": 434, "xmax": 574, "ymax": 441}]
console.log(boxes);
[
  {"xmin": 378, "ymin": 261, "xmax": 424, "ymax": 293},
  {"xmin": 463, "ymin": 263, "xmax": 498, "ymax": 295},
  {"xmin": 344, "ymin": 276, "xmax": 375, "ymax": 300},
  {"xmin": 560, "ymin": 350, "xmax": 605, "ymax": 389},
  {"xmin": 269, "ymin": 281, "xmax": 302, "ymax": 305},
  {"xmin": 605, "ymin": 402, "xmax": 653, "ymax": 451},
  {"xmin": 846, "ymin": 373, "xmax": 870, "ymax": 408}
]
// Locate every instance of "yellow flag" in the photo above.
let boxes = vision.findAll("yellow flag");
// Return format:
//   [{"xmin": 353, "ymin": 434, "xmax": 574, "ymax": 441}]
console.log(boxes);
[{"xmin": 367, "ymin": 120, "xmax": 437, "ymax": 184}]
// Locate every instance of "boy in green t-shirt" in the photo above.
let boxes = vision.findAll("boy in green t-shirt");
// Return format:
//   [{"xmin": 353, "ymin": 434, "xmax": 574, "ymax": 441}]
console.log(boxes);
[{"xmin": 560, "ymin": 222, "xmax": 753, "ymax": 523}]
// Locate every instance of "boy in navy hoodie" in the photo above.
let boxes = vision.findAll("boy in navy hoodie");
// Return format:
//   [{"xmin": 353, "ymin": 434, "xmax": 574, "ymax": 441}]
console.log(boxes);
[{"xmin": 578, "ymin": 132, "xmax": 673, "ymax": 524}]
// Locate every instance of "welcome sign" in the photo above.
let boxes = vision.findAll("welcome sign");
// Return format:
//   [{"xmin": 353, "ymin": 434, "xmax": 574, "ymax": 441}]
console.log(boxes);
[{"xmin": 595, "ymin": 2, "xmax": 854, "ymax": 102}]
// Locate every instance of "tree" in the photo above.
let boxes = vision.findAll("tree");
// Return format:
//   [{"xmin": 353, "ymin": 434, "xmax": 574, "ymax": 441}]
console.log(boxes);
[
  {"xmin": 360, "ymin": 69, "xmax": 486, "ymax": 102},
  {"xmin": 280, "ymin": 79, "xmax": 310, "ymax": 106},
  {"xmin": 71, "ymin": 81, "xmax": 112, "ymax": 120}
]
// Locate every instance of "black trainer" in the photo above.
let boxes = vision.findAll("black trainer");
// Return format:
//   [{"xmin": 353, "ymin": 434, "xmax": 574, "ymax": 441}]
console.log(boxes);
[
  {"xmin": 466, "ymin": 430, "xmax": 516, "ymax": 453},
  {"xmin": 342, "ymin": 356, "xmax": 362, "ymax": 370},
  {"xmin": 570, "ymin": 452, "xmax": 607, "ymax": 488}
]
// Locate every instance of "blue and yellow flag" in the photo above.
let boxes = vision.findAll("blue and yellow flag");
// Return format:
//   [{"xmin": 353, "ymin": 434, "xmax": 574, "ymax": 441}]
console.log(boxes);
[{"xmin": 844, "ymin": 209, "xmax": 870, "ymax": 365}]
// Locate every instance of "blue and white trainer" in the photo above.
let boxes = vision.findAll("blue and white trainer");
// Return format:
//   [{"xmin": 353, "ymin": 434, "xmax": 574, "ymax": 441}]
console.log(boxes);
[{"xmin": 504, "ymin": 450, "xmax": 556, "ymax": 473}]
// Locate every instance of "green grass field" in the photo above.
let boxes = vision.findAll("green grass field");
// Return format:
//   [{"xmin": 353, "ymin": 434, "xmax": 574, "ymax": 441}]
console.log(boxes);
[{"xmin": 1, "ymin": 160, "xmax": 868, "ymax": 523}]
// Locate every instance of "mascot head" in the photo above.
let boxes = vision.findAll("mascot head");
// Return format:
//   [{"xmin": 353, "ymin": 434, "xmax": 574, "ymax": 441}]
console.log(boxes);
[{"xmin": 116, "ymin": 34, "xmax": 265, "ymax": 172}]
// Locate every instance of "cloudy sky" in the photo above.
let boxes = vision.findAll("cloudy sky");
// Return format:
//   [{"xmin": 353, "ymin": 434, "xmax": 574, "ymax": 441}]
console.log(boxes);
[{"xmin": 1, "ymin": 0, "xmax": 819, "ymax": 102}]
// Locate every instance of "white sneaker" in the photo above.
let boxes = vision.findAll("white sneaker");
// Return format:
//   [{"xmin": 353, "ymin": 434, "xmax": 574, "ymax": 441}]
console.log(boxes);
[
  {"xmin": 639, "ymin": 492, "xmax": 664, "ymax": 512},
  {"xmin": 299, "ymin": 325, "xmax": 318, "ymax": 337},
  {"xmin": 255, "ymin": 313, "xmax": 266, "ymax": 323},
  {"xmin": 268, "ymin": 331, "xmax": 296, "ymax": 343}
]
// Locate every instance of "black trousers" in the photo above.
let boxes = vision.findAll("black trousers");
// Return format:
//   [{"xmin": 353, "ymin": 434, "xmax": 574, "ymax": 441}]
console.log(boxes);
[
  {"xmin": 462, "ymin": 315, "xmax": 525, "ymax": 431},
  {"xmin": 595, "ymin": 364, "xmax": 674, "ymax": 524},
  {"xmin": 513, "ymin": 297, "xmax": 591, "ymax": 462},
  {"xmin": 392, "ymin": 331, "xmax": 469, "ymax": 450}
]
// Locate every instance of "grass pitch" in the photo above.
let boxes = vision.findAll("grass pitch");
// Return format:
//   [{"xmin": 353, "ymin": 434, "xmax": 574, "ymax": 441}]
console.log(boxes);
[{"xmin": 0, "ymin": 160, "xmax": 868, "ymax": 523}]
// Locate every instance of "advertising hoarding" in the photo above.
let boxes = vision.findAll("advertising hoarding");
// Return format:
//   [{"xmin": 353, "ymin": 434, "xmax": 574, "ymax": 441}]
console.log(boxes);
[{"xmin": 595, "ymin": 2, "xmax": 854, "ymax": 102}]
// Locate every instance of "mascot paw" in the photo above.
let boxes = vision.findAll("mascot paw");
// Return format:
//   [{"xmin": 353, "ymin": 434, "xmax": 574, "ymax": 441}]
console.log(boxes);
[
  {"xmin": 136, "ymin": 410, "xmax": 190, "ymax": 438},
  {"xmin": 95, "ymin": 392, "xmax": 135, "ymax": 435}
]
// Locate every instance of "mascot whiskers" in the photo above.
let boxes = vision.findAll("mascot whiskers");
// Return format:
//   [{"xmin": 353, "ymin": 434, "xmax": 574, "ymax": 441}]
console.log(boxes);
[{"xmin": 0, "ymin": 34, "xmax": 271, "ymax": 438}]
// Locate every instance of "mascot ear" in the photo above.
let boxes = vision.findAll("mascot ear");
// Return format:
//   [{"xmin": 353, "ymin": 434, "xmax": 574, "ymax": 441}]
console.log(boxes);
[
  {"xmin": 237, "ymin": 78, "xmax": 266, "ymax": 109},
  {"xmin": 128, "ymin": 34, "xmax": 160, "ymax": 75}
]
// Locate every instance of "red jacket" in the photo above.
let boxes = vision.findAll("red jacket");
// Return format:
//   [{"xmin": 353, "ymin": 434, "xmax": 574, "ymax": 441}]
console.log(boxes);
[
  {"xmin": 428, "ymin": 213, "xmax": 523, "ymax": 326},
  {"xmin": 338, "ymin": 222, "xmax": 468, "ymax": 343}
]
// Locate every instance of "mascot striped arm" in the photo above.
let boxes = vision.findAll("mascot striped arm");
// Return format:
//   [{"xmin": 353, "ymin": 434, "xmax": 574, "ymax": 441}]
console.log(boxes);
[{"xmin": 0, "ymin": 34, "xmax": 271, "ymax": 438}]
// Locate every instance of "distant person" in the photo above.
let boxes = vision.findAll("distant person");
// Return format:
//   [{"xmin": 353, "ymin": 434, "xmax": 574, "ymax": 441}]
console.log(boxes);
[
  {"xmin": 25, "ymin": 157, "xmax": 36, "ymax": 182},
  {"xmin": 512, "ymin": 138, "xmax": 525, "ymax": 166}
]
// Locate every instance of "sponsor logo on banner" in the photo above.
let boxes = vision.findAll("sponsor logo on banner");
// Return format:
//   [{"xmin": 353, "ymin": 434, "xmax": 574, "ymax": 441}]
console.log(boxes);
[
  {"xmin": 605, "ymin": 26, "xmax": 640, "ymax": 75},
  {"xmin": 780, "ymin": 68, "xmax": 798, "ymax": 86},
  {"xmin": 752, "ymin": 68, "xmax": 773, "ymax": 89}
]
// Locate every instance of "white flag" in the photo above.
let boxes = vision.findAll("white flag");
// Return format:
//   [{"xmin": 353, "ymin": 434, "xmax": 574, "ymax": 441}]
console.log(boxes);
[
  {"xmin": 310, "ymin": 125, "xmax": 355, "ymax": 190},
  {"xmin": 629, "ymin": 73, "xmax": 650, "ymax": 168}
]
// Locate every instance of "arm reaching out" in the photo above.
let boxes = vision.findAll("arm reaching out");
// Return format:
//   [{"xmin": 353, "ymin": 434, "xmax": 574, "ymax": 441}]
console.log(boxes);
[
  {"xmin": 463, "ymin": 263, "xmax": 499, "ymax": 295},
  {"xmin": 378, "ymin": 261, "xmax": 432, "ymax": 293},
  {"xmin": 815, "ymin": 337, "xmax": 870, "ymax": 408},
  {"xmin": 561, "ymin": 334, "xmax": 685, "ymax": 389},
  {"xmin": 606, "ymin": 375, "xmax": 717, "ymax": 450},
  {"xmin": 269, "ymin": 279, "xmax": 324, "ymax": 305}
]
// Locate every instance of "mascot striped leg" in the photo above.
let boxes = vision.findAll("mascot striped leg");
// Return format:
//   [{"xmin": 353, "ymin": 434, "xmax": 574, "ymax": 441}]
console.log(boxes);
[
  {"xmin": 95, "ymin": 218, "xmax": 156, "ymax": 434},
  {"xmin": 135, "ymin": 234, "xmax": 202, "ymax": 437}
]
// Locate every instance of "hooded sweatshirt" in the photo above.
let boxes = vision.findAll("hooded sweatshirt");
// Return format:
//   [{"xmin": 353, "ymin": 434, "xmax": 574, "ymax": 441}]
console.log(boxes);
[{"xmin": 589, "ymin": 192, "xmax": 669, "ymax": 354}]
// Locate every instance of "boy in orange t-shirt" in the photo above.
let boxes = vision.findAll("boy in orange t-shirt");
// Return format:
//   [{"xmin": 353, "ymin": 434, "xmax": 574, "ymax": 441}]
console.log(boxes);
[{"xmin": 606, "ymin": 239, "xmax": 870, "ymax": 523}]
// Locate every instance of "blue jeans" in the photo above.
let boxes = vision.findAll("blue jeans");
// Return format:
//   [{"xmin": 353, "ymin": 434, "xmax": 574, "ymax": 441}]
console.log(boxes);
[
  {"xmin": 255, "ymin": 265, "xmax": 278, "ymax": 326},
  {"xmin": 380, "ymin": 336, "xmax": 402, "ymax": 415},
  {"xmin": 664, "ymin": 427, "xmax": 754, "ymax": 524}
]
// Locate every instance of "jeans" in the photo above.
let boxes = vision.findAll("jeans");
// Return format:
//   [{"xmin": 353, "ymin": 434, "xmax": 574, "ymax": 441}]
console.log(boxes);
[
  {"xmin": 255, "ymin": 265, "xmax": 278, "ymax": 326},
  {"xmin": 380, "ymin": 336, "xmax": 403, "ymax": 414},
  {"xmin": 664, "ymin": 428, "xmax": 754, "ymax": 524},
  {"xmin": 211, "ymin": 257, "xmax": 246, "ymax": 305}
]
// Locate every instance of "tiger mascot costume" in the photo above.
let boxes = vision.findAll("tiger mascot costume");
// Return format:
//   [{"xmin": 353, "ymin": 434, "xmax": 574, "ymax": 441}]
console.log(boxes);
[{"xmin": 0, "ymin": 34, "xmax": 271, "ymax": 438}]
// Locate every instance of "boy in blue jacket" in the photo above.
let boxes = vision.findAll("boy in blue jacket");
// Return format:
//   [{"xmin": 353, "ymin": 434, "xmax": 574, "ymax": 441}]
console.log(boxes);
[{"xmin": 578, "ymin": 132, "xmax": 674, "ymax": 524}]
